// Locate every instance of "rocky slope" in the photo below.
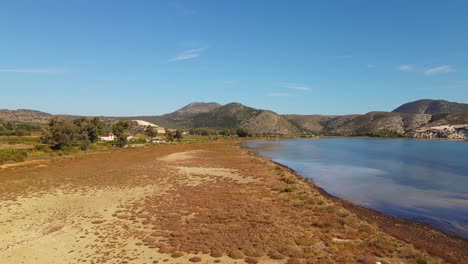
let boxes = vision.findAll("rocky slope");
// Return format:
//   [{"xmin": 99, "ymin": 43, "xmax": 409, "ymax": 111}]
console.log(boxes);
[
  {"xmin": 327, "ymin": 112, "xmax": 432, "ymax": 136},
  {"xmin": 393, "ymin": 99, "xmax": 468, "ymax": 114},
  {"xmin": 123, "ymin": 102, "xmax": 221, "ymax": 128},
  {"xmin": 2, "ymin": 99, "xmax": 468, "ymax": 138},
  {"xmin": 0, "ymin": 109, "xmax": 52, "ymax": 123},
  {"xmin": 411, "ymin": 125, "xmax": 468, "ymax": 139},
  {"xmin": 191, "ymin": 103, "xmax": 300, "ymax": 135}
]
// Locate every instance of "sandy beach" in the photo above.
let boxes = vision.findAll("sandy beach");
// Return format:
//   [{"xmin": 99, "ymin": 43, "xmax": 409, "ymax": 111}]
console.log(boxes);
[{"xmin": 0, "ymin": 141, "xmax": 465, "ymax": 263}]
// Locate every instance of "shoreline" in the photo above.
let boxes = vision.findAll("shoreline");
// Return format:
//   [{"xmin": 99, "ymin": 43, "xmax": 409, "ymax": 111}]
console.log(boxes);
[
  {"xmin": 1, "ymin": 140, "xmax": 465, "ymax": 263},
  {"xmin": 241, "ymin": 145, "xmax": 468, "ymax": 263}
]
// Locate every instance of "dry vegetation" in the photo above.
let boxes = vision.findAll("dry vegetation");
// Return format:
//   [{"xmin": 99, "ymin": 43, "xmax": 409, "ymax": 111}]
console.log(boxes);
[{"xmin": 0, "ymin": 141, "xmax": 455, "ymax": 263}]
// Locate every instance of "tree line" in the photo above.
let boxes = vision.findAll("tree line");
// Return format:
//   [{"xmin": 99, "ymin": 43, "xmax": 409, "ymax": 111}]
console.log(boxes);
[
  {"xmin": 39, "ymin": 118, "xmax": 183, "ymax": 151},
  {"xmin": 40, "ymin": 117, "xmax": 106, "ymax": 150},
  {"xmin": 188, "ymin": 127, "xmax": 250, "ymax": 137},
  {"xmin": 0, "ymin": 120, "xmax": 42, "ymax": 136}
]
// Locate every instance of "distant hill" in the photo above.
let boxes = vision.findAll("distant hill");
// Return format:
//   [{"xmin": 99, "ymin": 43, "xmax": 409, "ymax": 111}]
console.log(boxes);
[
  {"xmin": 326, "ymin": 112, "xmax": 432, "ymax": 136},
  {"xmin": 285, "ymin": 112, "xmax": 431, "ymax": 136},
  {"xmin": 2, "ymin": 99, "xmax": 467, "ymax": 137},
  {"xmin": 125, "ymin": 102, "xmax": 221, "ymax": 128},
  {"xmin": 0, "ymin": 109, "xmax": 52, "ymax": 123},
  {"xmin": 190, "ymin": 103, "xmax": 300, "ymax": 135},
  {"xmin": 428, "ymin": 112, "xmax": 468, "ymax": 126},
  {"xmin": 170, "ymin": 102, "xmax": 221, "ymax": 118},
  {"xmin": 116, "ymin": 102, "xmax": 299, "ymax": 135},
  {"xmin": 284, "ymin": 114, "xmax": 362, "ymax": 134},
  {"xmin": 393, "ymin": 99, "xmax": 468, "ymax": 114}
]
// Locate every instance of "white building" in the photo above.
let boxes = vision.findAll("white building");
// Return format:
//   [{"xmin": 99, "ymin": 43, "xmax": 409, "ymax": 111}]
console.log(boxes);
[{"xmin": 100, "ymin": 133, "xmax": 115, "ymax": 141}]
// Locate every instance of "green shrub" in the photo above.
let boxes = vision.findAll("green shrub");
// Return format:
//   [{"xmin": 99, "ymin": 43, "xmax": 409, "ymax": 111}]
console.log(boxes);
[
  {"xmin": 228, "ymin": 250, "xmax": 245, "ymax": 259},
  {"xmin": 416, "ymin": 259, "xmax": 428, "ymax": 264},
  {"xmin": 365, "ymin": 129, "xmax": 407, "ymax": 138},
  {"xmin": 236, "ymin": 128, "xmax": 250, "ymax": 137},
  {"xmin": 0, "ymin": 149, "xmax": 28, "ymax": 164}
]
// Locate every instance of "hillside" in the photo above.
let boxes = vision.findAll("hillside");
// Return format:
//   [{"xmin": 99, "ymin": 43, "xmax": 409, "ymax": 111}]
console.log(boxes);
[
  {"xmin": 191, "ymin": 103, "xmax": 300, "ymax": 135},
  {"xmin": 284, "ymin": 114, "xmax": 331, "ymax": 134},
  {"xmin": 284, "ymin": 114, "xmax": 362, "ymax": 134},
  {"xmin": 327, "ymin": 112, "xmax": 432, "ymax": 136},
  {"xmin": 286, "ymin": 112, "xmax": 432, "ymax": 136},
  {"xmin": 169, "ymin": 102, "xmax": 221, "ymax": 117},
  {"xmin": 0, "ymin": 109, "xmax": 52, "ymax": 123},
  {"xmin": 125, "ymin": 102, "xmax": 221, "ymax": 128},
  {"xmin": 393, "ymin": 99, "xmax": 468, "ymax": 114},
  {"xmin": 2, "ymin": 99, "xmax": 468, "ymax": 137}
]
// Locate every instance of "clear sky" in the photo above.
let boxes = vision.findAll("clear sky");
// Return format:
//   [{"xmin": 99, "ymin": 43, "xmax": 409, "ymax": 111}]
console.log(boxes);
[{"xmin": 1, "ymin": 0, "xmax": 467, "ymax": 116}]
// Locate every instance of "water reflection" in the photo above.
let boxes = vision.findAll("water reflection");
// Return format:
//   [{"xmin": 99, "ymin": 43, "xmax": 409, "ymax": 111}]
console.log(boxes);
[{"xmin": 244, "ymin": 138, "xmax": 468, "ymax": 239}]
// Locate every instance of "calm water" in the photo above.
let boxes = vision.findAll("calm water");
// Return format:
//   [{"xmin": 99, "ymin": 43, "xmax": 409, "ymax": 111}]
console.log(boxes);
[{"xmin": 243, "ymin": 138, "xmax": 468, "ymax": 239}]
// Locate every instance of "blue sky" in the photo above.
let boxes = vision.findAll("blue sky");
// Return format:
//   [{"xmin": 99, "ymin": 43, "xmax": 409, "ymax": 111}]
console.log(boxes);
[{"xmin": 1, "ymin": 0, "xmax": 467, "ymax": 116}]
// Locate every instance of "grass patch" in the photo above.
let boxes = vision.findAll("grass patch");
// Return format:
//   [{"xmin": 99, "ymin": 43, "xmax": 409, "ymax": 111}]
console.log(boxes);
[
  {"xmin": 0, "ymin": 148, "xmax": 28, "ymax": 164},
  {"xmin": 210, "ymin": 249, "xmax": 223, "ymax": 258},
  {"xmin": 170, "ymin": 252, "xmax": 183, "ymax": 258},
  {"xmin": 295, "ymin": 237, "xmax": 314, "ymax": 247},
  {"xmin": 280, "ymin": 187, "xmax": 295, "ymax": 193},
  {"xmin": 244, "ymin": 257, "xmax": 259, "ymax": 264},
  {"xmin": 416, "ymin": 259, "xmax": 428, "ymax": 264},
  {"xmin": 228, "ymin": 250, "xmax": 244, "ymax": 259},
  {"xmin": 0, "ymin": 136, "xmax": 40, "ymax": 145},
  {"xmin": 267, "ymin": 250, "xmax": 285, "ymax": 260},
  {"xmin": 280, "ymin": 175, "xmax": 296, "ymax": 184},
  {"xmin": 188, "ymin": 256, "xmax": 202, "ymax": 262}
]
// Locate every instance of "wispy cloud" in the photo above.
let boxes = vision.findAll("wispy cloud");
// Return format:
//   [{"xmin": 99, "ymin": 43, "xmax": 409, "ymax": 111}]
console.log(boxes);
[
  {"xmin": 397, "ymin": 65, "xmax": 414, "ymax": 71},
  {"xmin": 333, "ymin": 54, "xmax": 353, "ymax": 59},
  {"xmin": 169, "ymin": 48, "xmax": 205, "ymax": 62},
  {"xmin": 0, "ymin": 68, "xmax": 65, "ymax": 74},
  {"xmin": 424, "ymin": 65, "xmax": 455, "ymax": 76},
  {"xmin": 276, "ymin": 82, "xmax": 311, "ymax": 91},
  {"xmin": 268, "ymin": 92, "xmax": 291, "ymax": 97}
]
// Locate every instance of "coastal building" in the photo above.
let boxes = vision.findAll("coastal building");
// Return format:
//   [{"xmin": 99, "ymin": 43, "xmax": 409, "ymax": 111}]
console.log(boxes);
[{"xmin": 100, "ymin": 133, "xmax": 115, "ymax": 141}]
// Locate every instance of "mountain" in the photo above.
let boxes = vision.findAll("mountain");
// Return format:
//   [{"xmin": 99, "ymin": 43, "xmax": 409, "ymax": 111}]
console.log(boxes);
[
  {"xmin": 285, "ymin": 112, "xmax": 432, "ymax": 136},
  {"xmin": 284, "ymin": 114, "xmax": 361, "ymax": 134},
  {"xmin": 190, "ymin": 103, "xmax": 300, "ymax": 135},
  {"xmin": 1, "ymin": 99, "xmax": 467, "ymax": 138},
  {"xmin": 393, "ymin": 99, "xmax": 468, "ymax": 114},
  {"xmin": 124, "ymin": 102, "xmax": 221, "ymax": 128},
  {"xmin": 170, "ymin": 102, "xmax": 221, "ymax": 118},
  {"xmin": 0, "ymin": 109, "xmax": 52, "ymax": 123},
  {"xmin": 325, "ymin": 112, "xmax": 432, "ymax": 136}
]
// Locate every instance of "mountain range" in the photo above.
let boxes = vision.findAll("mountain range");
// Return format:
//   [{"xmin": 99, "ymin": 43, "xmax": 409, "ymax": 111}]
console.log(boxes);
[{"xmin": 1, "ymin": 99, "xmax": 468, "ymax": 137}]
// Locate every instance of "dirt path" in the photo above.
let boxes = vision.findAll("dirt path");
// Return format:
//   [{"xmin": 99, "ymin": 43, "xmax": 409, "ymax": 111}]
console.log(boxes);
[{"xmin": 0, "ymin": 142, "xmax": 451, "ymax": 263}]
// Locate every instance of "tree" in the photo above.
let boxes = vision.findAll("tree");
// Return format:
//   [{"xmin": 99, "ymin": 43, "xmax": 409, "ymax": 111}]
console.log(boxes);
[
  {"xmin": 73, "ymin": 117, "xmax": 105, "ymax": 147},
  {"xmin": 220, "ymin": 129, "xmax": 236, "ymax": 137},
  {"xmin": 165, "ymin": 128, "xmax": 173, "ymax": 142},
  {"xmin": 112, "ymin": 120, "xmax": 130, "ymax": 147},
  {"xmin": 236, "ymin": 127, "xmax": 250, "ymax": 137},
  {"xmin": 174, "ymin": 129, "xmax": 183, "ymax": 141},
  {"xmin": 89, "ymin": 117, "xmax": 105, "ymax": 143},
  {"xmin": 41, "ymin": 118, "xmax": 78, "ymax": 150},
  {"xmin": 145, "ymin": 125, "xmax": 157, "ymax": 138}
]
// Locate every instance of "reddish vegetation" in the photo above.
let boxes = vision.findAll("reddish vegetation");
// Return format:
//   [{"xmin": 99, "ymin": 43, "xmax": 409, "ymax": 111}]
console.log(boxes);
[
  {"xmin": 188, "ymin": 256, "xmax": 202, "ymax": 262},
  {"xmin": 1, "ymin": 141, "xmax": 464, "ymax": 263}
]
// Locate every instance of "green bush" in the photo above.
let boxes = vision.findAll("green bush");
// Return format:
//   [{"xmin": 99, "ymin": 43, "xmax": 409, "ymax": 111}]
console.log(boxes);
[
  {"xmin": 365, "ymin": 129, "xmax": 407, "ymax": 138},
  {"xmin": 0, "ymin": 149, "xmax": 28, "ymax": 164},
  {"xmin": 236, "ymin": 127, "xmax": 250, "ymax": 137}
]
